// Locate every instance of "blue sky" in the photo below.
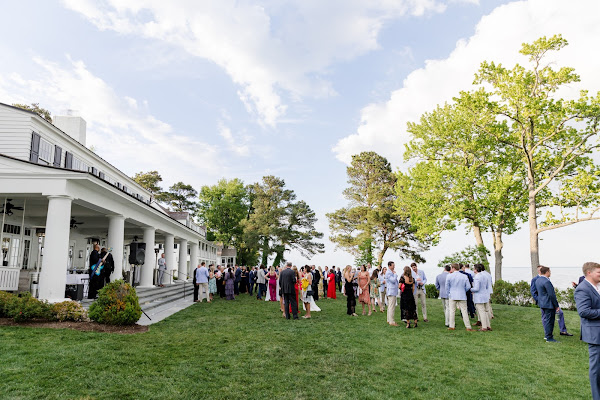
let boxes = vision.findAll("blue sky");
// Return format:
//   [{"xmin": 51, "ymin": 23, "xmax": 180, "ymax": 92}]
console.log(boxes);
[{"xmin": 1, "ymin": 0, "xmax": 599, "ymax": 282}]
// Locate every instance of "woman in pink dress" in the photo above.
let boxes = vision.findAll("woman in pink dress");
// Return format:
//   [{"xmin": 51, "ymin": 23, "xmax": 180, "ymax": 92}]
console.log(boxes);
[
  {"xmin": 358, "ymin": 265, "xmax": 371, "ymax": 315},
  {"xmin": 267, "ymin": 267, "xmax": 277, "ymax": 301}
]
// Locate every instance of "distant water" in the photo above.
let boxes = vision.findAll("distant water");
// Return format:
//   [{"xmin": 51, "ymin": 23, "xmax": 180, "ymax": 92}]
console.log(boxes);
[{"xmin": 491, "ymin": 266, "xmax": 582, "ymax": 290}]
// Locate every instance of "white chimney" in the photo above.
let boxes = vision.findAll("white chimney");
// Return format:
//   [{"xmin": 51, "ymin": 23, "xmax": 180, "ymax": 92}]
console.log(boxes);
[{"xmin": 53, "ymin": 110, "xmax": 87, "ymax": 146}]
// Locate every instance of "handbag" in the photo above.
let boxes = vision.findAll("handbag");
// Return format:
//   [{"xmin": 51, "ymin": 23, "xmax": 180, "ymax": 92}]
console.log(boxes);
[
  {"xmin": 400, "ymin": 283, "xmax": 405, "ymax": 293},
  {"xmin": 306, "ymin": 289, "xmax": 314, "ymax": 297}
]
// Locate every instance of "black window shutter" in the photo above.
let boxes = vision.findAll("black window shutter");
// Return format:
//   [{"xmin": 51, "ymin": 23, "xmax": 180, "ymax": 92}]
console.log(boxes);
[
  {"xmin": 30, "ymin": 132, "xmax": 40, "ymax": 163},
  {"xmin": 65, "ymin": 151, "xmax": 73, "ymax": 169},
  {"xmin": 53, "ymin": 146, "xmax": 62, "ymax": 167}
]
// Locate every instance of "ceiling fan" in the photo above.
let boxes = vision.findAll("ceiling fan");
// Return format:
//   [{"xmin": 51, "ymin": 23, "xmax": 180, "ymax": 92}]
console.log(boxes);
[
  {"xmin": 70, "ymin": 218, "xmax": 84, "ymax": 229},
  {"xmin": 0, "ymin": 199, "xmax": 24, "ymax": 216}
]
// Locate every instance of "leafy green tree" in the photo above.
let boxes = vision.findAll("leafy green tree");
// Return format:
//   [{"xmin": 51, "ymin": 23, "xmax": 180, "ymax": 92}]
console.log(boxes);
[
  {"xmin": 437, "ymin": 245, "xmax": 490, "ymax": 269},
  {"xmin": 245, "ymin": 176, "xmax": 323, "ymax": 265},
  {"xmin": 472, "ymin": 35, "xmax": 600, "ymax": 276},
  {"xmin": 197, "ymin": 178, "xmax": 248, "ymax": 247},
  {"xmin": 12, "ymin": 103, "xmax": 52, "ymax": 122},
  {"xmin": 327, "ymin": 151, "xmax": 428, "ymax": 267},
  {"xmin": 355, "ymin": 238, "xmax": 375, "ymax": 267},
  {"xmin": 402, "ymin": 89, "xmax": 527, "ymax": 280},
  {"xmin": 162, "ymin": 182, "xmax": 199, "ymax": 213},
  {"xmin": 132, "ymin": 170, "xmax": 167, "ymax": 201}
]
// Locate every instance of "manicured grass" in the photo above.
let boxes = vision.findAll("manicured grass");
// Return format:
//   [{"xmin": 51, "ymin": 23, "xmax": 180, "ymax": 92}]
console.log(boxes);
[{"xmin": 0, "ymin": 293, "xmax": 590, "ymax": 399}]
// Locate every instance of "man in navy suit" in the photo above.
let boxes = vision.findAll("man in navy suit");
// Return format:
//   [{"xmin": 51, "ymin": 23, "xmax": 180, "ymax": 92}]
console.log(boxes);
[
  {"xmin": 535, "ymin": 266, "xmax": 561, "ymax": 342},
  {"xmin": 575, "ymin": 262, "xmax": 600, "ymax": 400},
  {"xmin": 531, "ymin": 265, "xmax": 573, "ymax": 337}
]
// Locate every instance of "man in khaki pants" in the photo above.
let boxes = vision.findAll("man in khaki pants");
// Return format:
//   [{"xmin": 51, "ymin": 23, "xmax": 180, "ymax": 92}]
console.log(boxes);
[
  {"xmin": 445, "ymin": 264, "xmax": 473, "ymax": 331},
  {"xmin": 412, "ymin": 262, "xmax": 428, "ymax": 322},
  {"xmin": 385, "ymin": 261, "xmax": 399, "ymax": 326}
]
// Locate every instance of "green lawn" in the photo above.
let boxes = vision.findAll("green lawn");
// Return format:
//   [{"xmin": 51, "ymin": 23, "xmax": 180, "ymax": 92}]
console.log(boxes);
[{"xmin": 0, "ymin": 293, "xmax": 591, "ymax": 400}]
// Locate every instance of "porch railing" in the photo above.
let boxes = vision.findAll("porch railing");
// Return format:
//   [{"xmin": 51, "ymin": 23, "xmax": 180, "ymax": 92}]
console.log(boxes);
[{"xmin": 0, "ymin": 268, "xmax": 19, "ymax": 291}]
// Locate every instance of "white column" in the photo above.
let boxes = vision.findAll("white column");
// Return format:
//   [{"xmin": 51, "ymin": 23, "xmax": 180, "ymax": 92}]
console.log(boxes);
[
  {"xmin": 164, "ymin": 234, "xmax": 175, "ymax": 285},
  {"xmin": 178, "ymin": 239, "xmax": 188, "ymax": 280},
  {"xmin": 38, "ymin": 195, "xmax": 72, "ymax": 302},
  {"xmin": 139, "ymin": 227, "xmax": 155, "ymax": 287},
  {"xmin": 107, "ymin": 215, "xmax": 125, "ymax": 282},
  {"xmin": 189, "ymin": 241, "xmax": 199, "ymax": 278}
]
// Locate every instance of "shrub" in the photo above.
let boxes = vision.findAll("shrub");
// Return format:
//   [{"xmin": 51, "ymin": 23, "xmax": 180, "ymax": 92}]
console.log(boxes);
[
  {"xmin": 557, "ymin": 287, "xmax": 576, "ymax": 311},
  {"xmin": 3, "ymin": 292, "xmax": 54, "ymax": 322},
  {"xmin": 88, "ymin": 280, "xmax": 142, "ymax": 325},
  {"xmin": 425, "ymin": 284, "xmax": 439, "ymax": 299},
  {"xmin": 491, "ymin": 280, "xmax": 517, "ymax": 305},
  {"xmin": 511, "ymin": 281, "xmax": 535, "ymax": 307},
  {"xmin": 53, "ymin": 301, "xmax": 89, "ymax": 322},
  {"xmin": 0, "ymin": 290, "xmax": 15, "ymax": 317}
]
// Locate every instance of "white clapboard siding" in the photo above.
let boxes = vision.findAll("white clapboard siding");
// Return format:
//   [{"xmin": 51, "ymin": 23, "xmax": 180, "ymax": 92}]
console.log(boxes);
[{"xmin": 0, "ymin": 106, "xmax": 33, "ymax": 160}]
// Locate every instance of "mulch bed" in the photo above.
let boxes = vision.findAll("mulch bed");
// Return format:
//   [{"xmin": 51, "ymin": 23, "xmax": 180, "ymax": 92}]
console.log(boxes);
[{"xmin": 0, "ymin": 318, "xmax": 148, "ymax": 334}]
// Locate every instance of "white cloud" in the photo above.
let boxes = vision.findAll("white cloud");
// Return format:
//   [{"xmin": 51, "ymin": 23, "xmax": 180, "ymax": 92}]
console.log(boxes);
[
  {"xmin": 0, "ymin": 56, "xmax": 223, "ymax": 188},
  {"xmin": 61, "ymin": 0, "xmax": 461, "ymax": 126},
  {"xmin": 218, "ymin": 121, "xmax": 250, "ymax": 157},
  {"xmin": 333, "ymin": 0, "xmax": 600, "ymax": 166}
]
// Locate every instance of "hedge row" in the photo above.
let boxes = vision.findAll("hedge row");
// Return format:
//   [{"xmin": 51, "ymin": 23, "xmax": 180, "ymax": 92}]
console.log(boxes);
[
  {"xmin": 0, "ymin": 291, "xmax": 88, "ymax": 322},
  {"xmin": 424, "ymin": 280, "xmax": 575, "ymax": 311}
]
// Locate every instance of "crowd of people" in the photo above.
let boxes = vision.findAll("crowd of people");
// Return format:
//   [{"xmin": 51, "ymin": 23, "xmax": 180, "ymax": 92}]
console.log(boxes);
[
  {"xmin": 188, "ymin": 259, "xmax": 600, "ymax": 399},
  {"xmin": 188, "ymin": 259, "xmax": 494, "ymax": 331}
]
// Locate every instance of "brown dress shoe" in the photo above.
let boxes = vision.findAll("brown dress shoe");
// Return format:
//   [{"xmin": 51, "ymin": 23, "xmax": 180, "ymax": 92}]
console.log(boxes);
[
  {"xmin": 475, "ymin": 321, "xmax": 482, "ymax": 326},
  {"xmin": 447, "ymin": 327, "xmax": 455, "ymax": 330},
  {"xmin": 466, "ymin": 328, "xmax": 474, "ymax": 331}
]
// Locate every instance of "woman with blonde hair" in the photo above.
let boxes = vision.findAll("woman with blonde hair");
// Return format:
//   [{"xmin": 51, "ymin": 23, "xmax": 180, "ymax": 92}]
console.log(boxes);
[
  {"xmin": 378, "ymin": 266, "xmax": 387, "ymax": 312},
  {"xmin": 358, "ymin": 265, "xmax": 371, "ymax": 315},
  {"xmin": 369, "ymin": 269, "xmax": 379, "ymax": 314},
  {"xmin": 344, "ymin": 265, "xmax": 357, "ymax": 316}
]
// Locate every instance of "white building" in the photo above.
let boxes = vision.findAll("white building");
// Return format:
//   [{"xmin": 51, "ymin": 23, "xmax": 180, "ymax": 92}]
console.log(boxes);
[{"xmin": 0, "ymin": 102, "xmax": 217, "ymax": 301}]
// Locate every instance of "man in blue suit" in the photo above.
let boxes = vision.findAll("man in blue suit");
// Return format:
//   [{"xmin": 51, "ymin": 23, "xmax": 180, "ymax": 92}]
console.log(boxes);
[
  {"xmin": 535, "ymin": 266, "xmax": 560, "ymax": 342},
  {"xmin": 575, "ymin": 262, "xmax": 600, "ymax": 400},
  {"xmin": 531, "ymin": 265, "xmax": 573, "ymax": 337}
]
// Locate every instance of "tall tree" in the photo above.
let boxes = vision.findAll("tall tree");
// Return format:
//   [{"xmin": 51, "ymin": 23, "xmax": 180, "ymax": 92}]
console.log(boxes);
[
  {"xmin": 132, "ymin": 170, "xmax": 168, "ymax": 202},
  {"xmin": 327, "ymin": 151, "xmax": 428, "ymax": 267},
  {"xmin": 245, "ymin": 176, "xmax": 323, "ymax": 265},
  {"xmin": 473, "ymin": 35, "xmax": 600, "ymax": 276},
  {"xmin": 162, "ymin": 182, "xmax": 199, "ymax": 213},
  {"xmin": 12, "ymin": 103, "xmax": 52, "ymax": 123},
  {"xmin": 197, "ymin": 178, "xmax": 248, "ymax": 247},
  {"xmin": 403, "ymin": 90, "xmax": 527, "ymax": 280}
]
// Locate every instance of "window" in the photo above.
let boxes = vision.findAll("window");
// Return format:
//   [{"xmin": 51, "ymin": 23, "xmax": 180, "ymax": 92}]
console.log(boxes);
[
  {"xmin": 72, "ymin": 156, "xmax": 89, "ymax": 172},
  {"xmin": 38, "ymin": 138, "xmax": 53, "ymax": 164},
  {"xmin": 2, "ymin": 224, "xmax": 21, "ymax": 235}
]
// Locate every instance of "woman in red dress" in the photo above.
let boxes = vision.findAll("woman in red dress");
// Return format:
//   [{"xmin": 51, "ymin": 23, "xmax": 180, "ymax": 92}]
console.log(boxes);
[{"xmin": 327, "ymin": 270, "xmax": 336, "ymax": 299}]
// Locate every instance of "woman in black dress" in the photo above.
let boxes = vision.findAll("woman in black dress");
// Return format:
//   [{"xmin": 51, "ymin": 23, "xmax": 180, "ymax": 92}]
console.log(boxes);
[
  {"xmin": 400, "ymin": 266, "xmax": 418, "ymax": 328},
  {"xmin": 344, "ymin": 265, "xmax": 357, "ymax": 316}
]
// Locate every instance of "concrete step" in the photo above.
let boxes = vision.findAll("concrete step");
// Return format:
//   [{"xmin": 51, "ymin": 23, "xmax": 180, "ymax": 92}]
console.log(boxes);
[{"xmin": 80, "ymin": 283, "xmax": 195, "ymax": 314}]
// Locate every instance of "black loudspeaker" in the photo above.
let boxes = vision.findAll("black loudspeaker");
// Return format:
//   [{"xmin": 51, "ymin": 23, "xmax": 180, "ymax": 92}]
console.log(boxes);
[{"xmin": 129, "ymin": 242, "xmax": 146, "ymax": 265}]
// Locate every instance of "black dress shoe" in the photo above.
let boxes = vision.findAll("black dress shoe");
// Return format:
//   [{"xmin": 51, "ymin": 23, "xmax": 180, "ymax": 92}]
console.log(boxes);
[{"xmin": 560, "ymin": 332, "xmax": 573, "ymax": 336}]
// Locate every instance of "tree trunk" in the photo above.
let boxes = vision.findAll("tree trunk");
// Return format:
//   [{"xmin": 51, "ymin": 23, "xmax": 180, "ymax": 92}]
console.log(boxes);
[
  {"xmin": 472, "ymin": 223, "xmax": 489, "ymax": 265},
  {"xmin": 493, "ymin": 228, "xmax": 503, "ymax": 282},
  {"xmin": 376, "ymin": 244, "xmax": 388, "ymax": 268},
  {"xmin": 528, "ymin": 188, "xmax": 540, "ymax": 278},
  {"xmin": 261, "ymin": 237, "xmax": 270, "ymax": 266}
]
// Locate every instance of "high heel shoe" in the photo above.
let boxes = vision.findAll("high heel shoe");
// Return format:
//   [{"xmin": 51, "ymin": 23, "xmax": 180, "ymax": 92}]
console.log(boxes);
[
  {"xmin": 414, "ymin": 322, "xmax": 418, "ymax": 328},
  {"xmin": 406, "ymin": 322, "xmax": 411, "ymax": 328}
]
